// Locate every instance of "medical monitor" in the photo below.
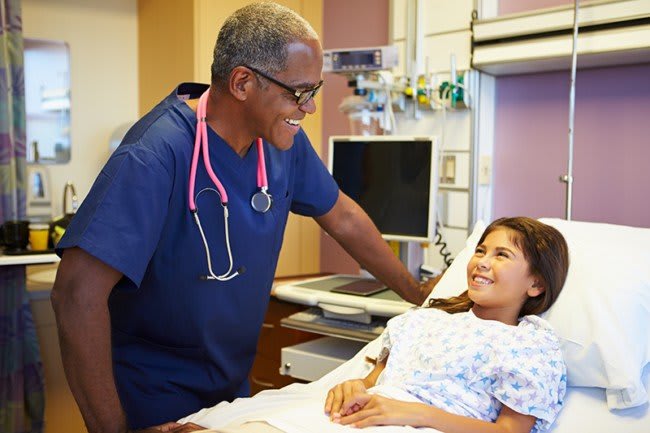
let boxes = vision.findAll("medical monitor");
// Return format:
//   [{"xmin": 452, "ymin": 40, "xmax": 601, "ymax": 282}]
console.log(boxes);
[{"xmin": 328, "ymin": 135, "xmax": 438, "ymax": 242}]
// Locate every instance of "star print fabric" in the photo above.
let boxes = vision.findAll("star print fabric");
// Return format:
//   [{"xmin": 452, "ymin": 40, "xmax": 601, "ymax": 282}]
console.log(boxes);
[{"xmin": 376, "ymin": 308, "xmax": 566, "ymax": 432}]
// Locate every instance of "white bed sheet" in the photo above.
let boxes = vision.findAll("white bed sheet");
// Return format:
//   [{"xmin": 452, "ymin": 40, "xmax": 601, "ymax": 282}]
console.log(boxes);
[{"xmin": 181, "ymin": 339, "xmax": 650, "ymax": 432}]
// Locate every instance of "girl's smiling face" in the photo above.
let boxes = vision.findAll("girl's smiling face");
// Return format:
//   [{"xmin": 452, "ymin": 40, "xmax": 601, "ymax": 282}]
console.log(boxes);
[{"xmin": 466, "ymin": 228, "xmax": 544, "ymax": 325}]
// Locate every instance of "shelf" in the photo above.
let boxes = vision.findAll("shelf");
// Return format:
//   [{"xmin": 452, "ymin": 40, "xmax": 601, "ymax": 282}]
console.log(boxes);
[
  {"xmin": 0, "ymin": 253, "xmax": 60, "ymax": 266},
  {"xmin": 472, "ymin": 0, "xmax": 650, "ymax": 75}
]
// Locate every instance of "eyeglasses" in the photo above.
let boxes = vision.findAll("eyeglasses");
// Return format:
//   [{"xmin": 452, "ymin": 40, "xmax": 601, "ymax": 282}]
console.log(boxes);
[{"xmin": 245, "ymin": 65, "xmax": 323, "ymax": 106}]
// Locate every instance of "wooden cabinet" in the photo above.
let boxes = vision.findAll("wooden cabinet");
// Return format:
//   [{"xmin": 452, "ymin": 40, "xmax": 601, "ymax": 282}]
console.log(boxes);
[
  {"xmin": 249, "ymin": 297, "xmax": 320, "ymax": 395},
  {"xmin": 137, "ymin": 0, "xmax": 325, "ymax": 278}
]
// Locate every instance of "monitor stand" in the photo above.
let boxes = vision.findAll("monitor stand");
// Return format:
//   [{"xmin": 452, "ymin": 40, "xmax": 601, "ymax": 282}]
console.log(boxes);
[
  {"xmin": 360, "ymin": 240, "xmax": 423, "ymax": 281},
  {"xmin": 399, "ymin": 240, "xmax": 424, "ymax": 279}
]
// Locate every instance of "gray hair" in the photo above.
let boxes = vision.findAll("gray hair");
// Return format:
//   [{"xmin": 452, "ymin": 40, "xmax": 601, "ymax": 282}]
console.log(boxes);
[{"xmin": 211, "ymin": 2, "xmax": 319, "ymax": 87}]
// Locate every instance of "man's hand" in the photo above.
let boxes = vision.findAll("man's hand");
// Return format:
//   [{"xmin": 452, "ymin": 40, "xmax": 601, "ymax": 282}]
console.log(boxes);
[
  {"xmin": 135, "ymin": 421, "xmax": 207, "ymax": 432},
  {"xmin": 417, "ymin": 275, "xmax": 441, "ymax": 305},
  {"xmin": 324, "ymin": 379, "xmax": 369, "ymax": 420}
]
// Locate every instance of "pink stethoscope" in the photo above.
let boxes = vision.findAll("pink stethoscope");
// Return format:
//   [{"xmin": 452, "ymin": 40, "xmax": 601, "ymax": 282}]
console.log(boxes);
[{"xmin": 188, "ymin": 89, "xmax": 272, "ymax": 281}]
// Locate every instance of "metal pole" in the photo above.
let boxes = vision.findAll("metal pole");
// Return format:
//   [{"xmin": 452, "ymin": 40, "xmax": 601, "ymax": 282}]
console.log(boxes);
[{"xmin": 562, "ymin": 0, "xmax": 580, "ymax": 221}]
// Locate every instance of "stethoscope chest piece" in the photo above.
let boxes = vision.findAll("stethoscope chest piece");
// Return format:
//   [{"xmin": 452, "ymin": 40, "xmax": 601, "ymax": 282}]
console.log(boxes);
[{"xmin": 251, "ymin": 189, "xmax": 272, "ymax": 213}]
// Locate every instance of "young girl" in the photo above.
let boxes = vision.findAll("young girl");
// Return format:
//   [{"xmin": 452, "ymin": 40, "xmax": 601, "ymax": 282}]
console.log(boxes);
[
  {"xmin": 166, "ymin": 217, "xmax": 569, "ymax": 433},
  {"xmin": 324, "ymin": 216, "xmax": 569, "ymax": 433}
]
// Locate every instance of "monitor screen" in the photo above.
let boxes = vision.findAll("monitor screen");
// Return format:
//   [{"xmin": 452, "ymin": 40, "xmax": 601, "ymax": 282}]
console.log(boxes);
[{"xmin": 329, "ymin": 136, "xmax": 438, "ymax": 242}]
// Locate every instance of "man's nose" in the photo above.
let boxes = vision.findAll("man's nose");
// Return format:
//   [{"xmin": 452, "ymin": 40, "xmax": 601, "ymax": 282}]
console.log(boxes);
[{"xmin": 299, "ymin": 96, "xmax": 317, "ymax": 114}]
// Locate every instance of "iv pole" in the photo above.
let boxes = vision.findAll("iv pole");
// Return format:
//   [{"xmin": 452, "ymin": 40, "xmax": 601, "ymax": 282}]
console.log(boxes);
[{"xmin": 561, "ymin": 0, "xmax": 580, "ymax": 221}]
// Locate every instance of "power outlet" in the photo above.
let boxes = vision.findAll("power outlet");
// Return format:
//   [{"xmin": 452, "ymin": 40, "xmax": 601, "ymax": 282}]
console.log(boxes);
[{"xmin": 479, "ymin": 155, "xmax": 492, "ymax": 185}]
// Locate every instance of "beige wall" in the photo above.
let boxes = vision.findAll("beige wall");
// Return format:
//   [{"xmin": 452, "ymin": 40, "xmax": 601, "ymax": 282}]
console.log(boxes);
[
  {"xmin": 22, "ymin": 0, "xmax": 139, "ymax": 218},
  {"xmin": 137, "ymin": 0, "xmax": 194, "ymax": 115},
  {"xmin": 22, "ymin": 2, "xmax": 138, "ymax": 429}
]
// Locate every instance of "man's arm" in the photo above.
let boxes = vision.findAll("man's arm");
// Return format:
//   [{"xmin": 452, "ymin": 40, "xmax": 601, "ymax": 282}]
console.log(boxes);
[
  {"xmin": 315, "ymin": 191, "xmax": 439, "ymax": 305},
  {"xmin": 50, "ymin": 247, "xmax": 129, "ymax": 433}
]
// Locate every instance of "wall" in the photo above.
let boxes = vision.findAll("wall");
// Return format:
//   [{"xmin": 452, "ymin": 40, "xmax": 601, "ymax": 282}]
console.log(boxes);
[
  {"xmin": 21, "ymin": 2, "xmax": 137, "ymax": 431},
  {"xmin": 498, "ymin": 0, "xmax": 568, "ymax": 15},
  {"xmin": 22, "ymin": 0, "xmax": 139, "ymax": 218},
  {"xmin": 492, "ymin": 0, "xmax": 650, "ymax": 227},
  {"xmin": 493, "ymin": 64, "xmax": 650, "ymax": 227},
  {"xmin": 319, "ymin": 0, "xmax": 390, "ymax": 274}
]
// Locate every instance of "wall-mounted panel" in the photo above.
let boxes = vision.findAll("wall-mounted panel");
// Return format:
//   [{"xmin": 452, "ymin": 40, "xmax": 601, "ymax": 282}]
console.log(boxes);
[
  {"xmin": 391, "ymin": 0, "xmax": 408, "ymax": 40},
  {"xmin": 423, "ymin": 31, "xmax": 472, "ymax": 73},
  {"xmin": 421, "ymin": 0, "xmax": 474, "ymax": 35},
  {"xmin": 473, "ymin": 0, "xmax": 650, "ymax": 75},
  {"xmin": 438, "ymin": 152, "xmax": 470, "ymax": 190}
]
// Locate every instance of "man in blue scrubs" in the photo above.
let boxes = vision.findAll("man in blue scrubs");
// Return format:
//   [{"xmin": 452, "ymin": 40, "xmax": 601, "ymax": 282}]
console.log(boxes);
[{"xmin": 51, "ymin": 3, "xmax": 437, "ymax": 433}]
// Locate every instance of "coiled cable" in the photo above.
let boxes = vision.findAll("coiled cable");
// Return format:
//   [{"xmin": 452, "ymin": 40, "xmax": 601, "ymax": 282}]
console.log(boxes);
[{"xmin": 433, "ymin": 222, "xmax": 454, "ymax": 268}]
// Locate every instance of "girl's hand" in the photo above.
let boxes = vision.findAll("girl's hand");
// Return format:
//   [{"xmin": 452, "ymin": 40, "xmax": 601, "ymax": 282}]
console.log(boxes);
[
  {"xmin": 337, "ymin": 394, "xmax": 428, "ymax": 428},
  {"xmin": 324, "ymin": 379, "xmax": 368, "ymax": 420}
]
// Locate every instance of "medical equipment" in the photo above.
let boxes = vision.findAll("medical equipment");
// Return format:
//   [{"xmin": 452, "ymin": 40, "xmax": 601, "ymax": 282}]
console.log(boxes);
[
  {"xmin": 277, "ymin": 137, "xmax": 442, "ymax": 323},
  {"xmin": 275, "ymin": 275, "xmax": 412, "ymax": 324},
  {"xmin": 328, "ymin": 135, "xmax": 438, "ymax": 243},
  {"xmin": 325, "ymin": 45, "xmax": 402, "ymax": 134},
  {"xmin": 323, "ymin": 45, "xmax": 398, "ymax": 73},
  {"xmin": 188, "ymin": 89, "xmax": 271, "ymax": 281}
]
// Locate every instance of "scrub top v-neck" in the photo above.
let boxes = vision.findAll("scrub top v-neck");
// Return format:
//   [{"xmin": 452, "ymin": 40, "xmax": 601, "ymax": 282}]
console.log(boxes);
[{"xmin": 56, "ymin": 83, "xmax": 339, "ymax": 428}]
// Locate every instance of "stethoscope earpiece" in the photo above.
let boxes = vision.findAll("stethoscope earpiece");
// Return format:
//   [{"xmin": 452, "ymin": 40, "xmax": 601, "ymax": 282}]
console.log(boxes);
[{"xmin": 188, "ymin": 88, "xmax": 271, "ymax": 282}]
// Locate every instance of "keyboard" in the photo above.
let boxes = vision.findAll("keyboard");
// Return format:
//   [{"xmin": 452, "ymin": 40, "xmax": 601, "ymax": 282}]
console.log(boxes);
[{"xmin": 281, "ymin": 307, "xmax": 387, "ymax": 342}]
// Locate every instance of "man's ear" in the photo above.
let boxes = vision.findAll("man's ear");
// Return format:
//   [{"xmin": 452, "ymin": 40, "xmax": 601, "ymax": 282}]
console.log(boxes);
[{"xmin": 229, "ymin": 66, "xmax": 255, "ymax": 102}]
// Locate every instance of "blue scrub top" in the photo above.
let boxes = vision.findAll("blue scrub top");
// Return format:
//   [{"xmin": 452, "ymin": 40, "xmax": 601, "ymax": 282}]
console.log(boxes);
[{"xmin": 56, "ymin": 83, "xmax": 339, "ymax": 428}]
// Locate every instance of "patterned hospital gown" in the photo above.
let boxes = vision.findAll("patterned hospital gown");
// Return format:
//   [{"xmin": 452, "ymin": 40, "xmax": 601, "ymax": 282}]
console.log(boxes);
[{"xmin": 376, "ymin": 308, "xmax": 566, "ymax": 432}]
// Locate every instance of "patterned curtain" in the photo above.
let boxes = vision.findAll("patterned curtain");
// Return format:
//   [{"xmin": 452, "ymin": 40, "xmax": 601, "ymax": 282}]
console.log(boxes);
[{"xmin": 1, "ymin": 0, "xmax": 46, "ymax": 432}]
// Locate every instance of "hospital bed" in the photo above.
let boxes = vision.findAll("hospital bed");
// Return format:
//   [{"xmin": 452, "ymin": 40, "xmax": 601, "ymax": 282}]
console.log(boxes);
[{"xmin": 181, "ymin": 218, "xmax": 650, "ymax": 432}]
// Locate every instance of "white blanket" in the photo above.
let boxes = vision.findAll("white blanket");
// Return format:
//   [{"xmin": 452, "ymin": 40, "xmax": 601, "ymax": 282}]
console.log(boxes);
[
  {"xmin": 180, "ymin": 339, "xmax": 420, "ymax": 432},
  {"xmin": 182, "ymin": 383, "xmax": 441, "ymax": 433},
  {"xmin": 180, "ymin": 339, "xmax": 650, "ymax": 433}
]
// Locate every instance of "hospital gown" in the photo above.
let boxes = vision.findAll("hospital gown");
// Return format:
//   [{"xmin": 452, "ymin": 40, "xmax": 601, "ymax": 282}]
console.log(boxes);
[
  {"xmin": 181, "ymin": 308, "xmax": 566, "ymax": 433},
  {"xmin": 376, "ymin": 308, "xmax": 566, "ymax": 432}
]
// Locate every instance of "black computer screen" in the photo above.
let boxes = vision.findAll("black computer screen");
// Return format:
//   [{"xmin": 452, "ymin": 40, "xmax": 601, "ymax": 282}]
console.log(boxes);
[{"xmin": 330, "ymin": 137, "xmax": 434, "ymax": 241}]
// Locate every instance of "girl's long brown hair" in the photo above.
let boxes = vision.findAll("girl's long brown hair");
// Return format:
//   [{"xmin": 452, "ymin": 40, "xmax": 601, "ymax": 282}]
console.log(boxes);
[{"xmin": 427, "ymin": 217, "xmax": 569, "ymax": 317}]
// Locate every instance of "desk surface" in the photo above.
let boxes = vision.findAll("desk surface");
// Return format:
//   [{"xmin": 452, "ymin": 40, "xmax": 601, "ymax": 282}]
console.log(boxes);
[
  {"xmin": 0, "ymin": 252, "xmax": 59, "ymax": 266},
  {"xmin": 274, "ymin": 274, "xmax": 413, "ymax": 319}
]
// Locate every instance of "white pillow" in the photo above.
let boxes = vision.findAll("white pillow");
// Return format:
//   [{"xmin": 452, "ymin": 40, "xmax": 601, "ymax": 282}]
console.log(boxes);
[
  {"xmin": 424, "ymin": 218, "xmax": 650, "ymax": 410},
  {"xmin": 539, "ymin": 218, "xmax": 650, "ymax": 409}
]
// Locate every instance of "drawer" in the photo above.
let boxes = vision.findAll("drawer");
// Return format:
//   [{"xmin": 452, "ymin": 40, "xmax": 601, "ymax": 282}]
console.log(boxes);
[
  {"xmin": 280, "ymin": 337, "xmax": 366, "ymax": 382},
  {"xmin": 249, "ymin": 353, "xmax": 296, "ymax": 395},
  {"xmin": 257, "ymin": 298, "xmax": 320, "ymax": 359}
]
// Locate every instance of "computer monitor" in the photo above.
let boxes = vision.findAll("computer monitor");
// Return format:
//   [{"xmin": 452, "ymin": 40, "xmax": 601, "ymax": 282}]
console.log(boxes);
[{"xmin": 328, "ymin": 135, "xmax": 438, "ymax": 242}]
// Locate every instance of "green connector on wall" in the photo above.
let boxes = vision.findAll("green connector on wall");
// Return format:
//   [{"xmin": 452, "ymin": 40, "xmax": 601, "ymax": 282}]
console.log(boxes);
[{"xmin": 439, "ymin": 74, "xmax": 465, "ymax": 108}]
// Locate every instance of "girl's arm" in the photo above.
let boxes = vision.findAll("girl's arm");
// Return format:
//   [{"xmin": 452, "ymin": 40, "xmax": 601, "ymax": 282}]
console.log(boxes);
[
  {"xmin": 338, "ymin": 397, "xmax": 537, "ymax": 433},
  {"xmin": 324, "ymin": 356, "xmax": 387, "ymax": 418}
]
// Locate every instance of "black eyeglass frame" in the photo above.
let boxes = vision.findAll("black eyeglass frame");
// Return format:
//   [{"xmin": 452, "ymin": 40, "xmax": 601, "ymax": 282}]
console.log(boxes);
[{"xmin": 245, "ymin": 65, "xmax": 323, "ymax": 106}]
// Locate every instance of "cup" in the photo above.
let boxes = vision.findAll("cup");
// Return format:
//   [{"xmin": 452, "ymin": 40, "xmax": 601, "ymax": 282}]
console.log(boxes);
[
  {"xmin": 0, "ymin": 220, "xmax": 30, "ymax": 251},
  {"xmin": 29, "ymin": 223, "xmax": 50, "ymax": 251}
]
